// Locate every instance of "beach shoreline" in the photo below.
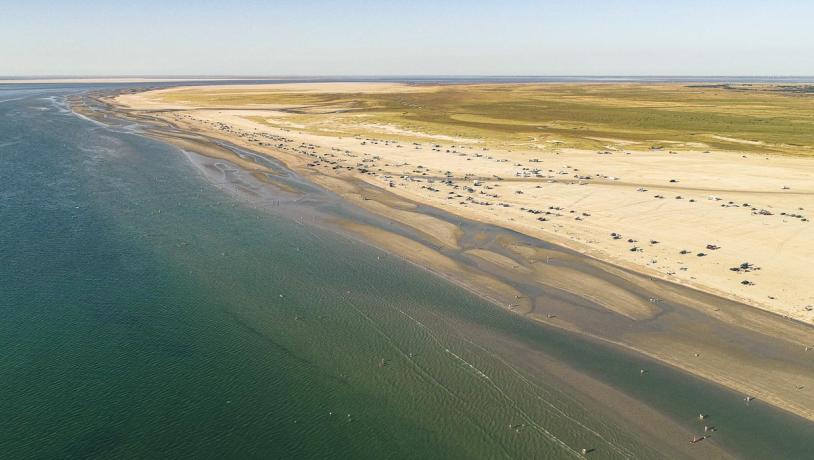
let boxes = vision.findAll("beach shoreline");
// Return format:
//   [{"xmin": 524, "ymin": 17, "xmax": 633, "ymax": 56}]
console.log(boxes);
[
  {"xmin": 73, "ymin": 84, "xmax": 814, "ymax": 424},
  {"xmin": 113, "ymin": 82, "xmax": 814, "ymax": 325}
]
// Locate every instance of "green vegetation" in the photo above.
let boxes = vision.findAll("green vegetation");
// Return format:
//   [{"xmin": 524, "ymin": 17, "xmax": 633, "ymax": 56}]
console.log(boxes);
[{"xmin": 159, "ymin": 83, "xmax": 814, "ymax": 155}]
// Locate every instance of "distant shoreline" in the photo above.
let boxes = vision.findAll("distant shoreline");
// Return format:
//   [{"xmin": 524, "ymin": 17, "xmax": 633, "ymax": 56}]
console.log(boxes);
[{"xmin": 0, "ymin": 77, "xmax": 255, "ymax": 84}]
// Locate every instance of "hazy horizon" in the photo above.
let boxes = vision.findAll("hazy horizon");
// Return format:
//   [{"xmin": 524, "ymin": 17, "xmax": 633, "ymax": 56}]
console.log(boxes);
[
  {"xmin": 4, "ymin": 74, "xmax": 814, "ymax": 78},
  {"xmin": 3, "ymin": 0, "xmax": 813, "ymax": 76}
]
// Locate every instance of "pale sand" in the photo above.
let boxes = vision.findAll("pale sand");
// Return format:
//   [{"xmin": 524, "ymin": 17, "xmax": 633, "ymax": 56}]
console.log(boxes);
[
  {"xmin": 136, "ymin": 81, "xmax": 436, "ymax": 94},
  {"xmin": 115, "ymin": 82, "xmax": 436, "ymax": 109},
  {"xmin": 97, "ymin": 87, "xmax": 814, "ymax": 422},
  {"xmin": 116, "ymin": 84, "xmax": 813, "ymax": 324}
]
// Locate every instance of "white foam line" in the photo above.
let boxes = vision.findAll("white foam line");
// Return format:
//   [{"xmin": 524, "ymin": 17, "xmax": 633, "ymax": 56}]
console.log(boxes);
[
  {"xmin": 68, "ymin": 106, "xmax": 110, "ymax": 128},
  {"xmin": 445, "ymin": 346, "xmax": 583, "ymax": 457},
  {"xmin": 421, "ymin": 306, "xmax": 635, "ymax": 458},
  {"xmin": 391, "ymin": 305, "xmax": 582, "ymax": 457},
  {"xmin": 333, "ymin": 265, "xmax": 519, "ymax": 457},
  {"xmin": 444, "ymin": 348, "xmax": 490, "ymax": 379},
  {"xmin": 455, "ymin": 334, "xmax": 635, "ymax": 459},
  {"xmin": 0, "ymin": 140, "xmax": 21, "ymax": 149},
  {"xmin": 339, "ymin": 294, "xmax": 520, "ymax": 457}
]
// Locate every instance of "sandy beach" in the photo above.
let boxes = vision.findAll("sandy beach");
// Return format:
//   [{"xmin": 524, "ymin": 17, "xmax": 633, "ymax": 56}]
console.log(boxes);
[
  {"xmin": 116, "ymin": 82, "xmax": 814, "ymax": 324},
  {"xmin": 96, "ymin": 82, "xmax": 814, "ymax": 423}
]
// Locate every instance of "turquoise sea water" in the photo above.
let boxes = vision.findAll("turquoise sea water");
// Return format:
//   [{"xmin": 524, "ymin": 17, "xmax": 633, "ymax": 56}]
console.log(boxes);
[{"xmin": 0, "ymin": 84, "xmax": 812, "ymax": 459}]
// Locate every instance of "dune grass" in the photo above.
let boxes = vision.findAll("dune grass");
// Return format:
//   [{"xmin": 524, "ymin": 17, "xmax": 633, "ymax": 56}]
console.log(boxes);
[{"xmin": 156, "ymin": 83, "xmax": 814, "ymax": 155}]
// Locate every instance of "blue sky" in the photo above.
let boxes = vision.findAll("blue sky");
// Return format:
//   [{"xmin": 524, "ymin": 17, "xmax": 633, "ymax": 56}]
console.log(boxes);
[{"xmin": 2, "ymin": 0, "xmax": 812, "ymax": 76}]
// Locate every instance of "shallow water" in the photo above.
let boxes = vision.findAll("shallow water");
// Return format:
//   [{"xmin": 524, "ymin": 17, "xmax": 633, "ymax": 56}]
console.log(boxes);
[{"xmin": 0, "ymin": 84, "xmax": 812, "ymax": 459}]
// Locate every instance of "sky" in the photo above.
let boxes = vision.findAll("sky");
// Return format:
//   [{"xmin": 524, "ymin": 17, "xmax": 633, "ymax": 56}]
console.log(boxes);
[{"xmin": 2, "ymin": 0, "xmax": 813, "ymax": 76}]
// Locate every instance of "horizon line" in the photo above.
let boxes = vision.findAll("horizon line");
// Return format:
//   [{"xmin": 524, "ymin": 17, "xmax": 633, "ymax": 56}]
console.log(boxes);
[{"xmin": 3, "ymin": 74, "xmax": 814, "ymax": 79}]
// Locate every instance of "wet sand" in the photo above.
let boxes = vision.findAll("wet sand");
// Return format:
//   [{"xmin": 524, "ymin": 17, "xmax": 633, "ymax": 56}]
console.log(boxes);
[{"xmin": 73, "ymin": 89, "xmax": 814, "ymax": 431}]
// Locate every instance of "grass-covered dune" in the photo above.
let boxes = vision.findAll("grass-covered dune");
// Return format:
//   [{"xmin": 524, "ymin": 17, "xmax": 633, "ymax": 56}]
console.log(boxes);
[{"xmin": 156, "ymin": 83, "xmax": 814, "ymax": 155}]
